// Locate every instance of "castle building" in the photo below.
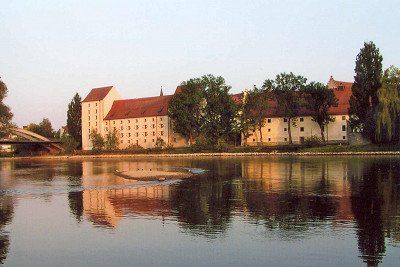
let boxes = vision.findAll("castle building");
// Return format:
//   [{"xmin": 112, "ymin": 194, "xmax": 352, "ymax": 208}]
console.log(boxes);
[
  {"xmin": 81, "ymin": 86, "xmax": 187, "ymax": 150},
  {"xmin": 81, "ymin": 76, "xmax": 353, "ymax": 150},
  {"xmin": 243, "ymin": 76, "xmax": 353, "ymax": 145}
]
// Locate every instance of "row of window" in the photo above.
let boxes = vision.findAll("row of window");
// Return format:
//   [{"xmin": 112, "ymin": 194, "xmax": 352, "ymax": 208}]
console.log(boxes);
[
  {"xmin": 107, "ymin": 117, "xmax": 163, "ymax": 125},
  {"xmin": 253, "ymin": 125, "xmax": 346, "ymax": 133},
  {"xmin": 251, "ymin": 136, "xmax": 347, "ymax": 142},
  {"xmin": 88, "ymin": 103, "xmax": 98, "ymax": 108},
  {"xmin": 120, "ymin": 131, "xmax": 164, "ymax": 138},
  {"xmin": 267, "ymin": 116, "xmax": 347, "ymax": 123}
]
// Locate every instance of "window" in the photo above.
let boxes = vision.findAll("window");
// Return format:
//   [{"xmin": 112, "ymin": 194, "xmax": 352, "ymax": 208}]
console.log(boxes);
[
  {"xmin": 120, "ymin": 120, "xmax": 122, "ymax": 124},
  {"xmin": 114, "ymin": 127, "xmax": 116, "ymax": 130},
  {"xmin": 144, "ymin": 119, "xmax": 147, "ymax": 122},
  {"xmin": 121, "ymin": 133, "xmax": 124, "ymax": 137},
  {"xmin": 338, "ymin": 85, "xmax": 344, "ymax": 91},
  {"xmin": 267, "ymin": 118, "xmax": 271, "ymax": 123},
  {"xmin": 253, "ymin": 129, "xmax": 256, "ymax": 133},
  {"xmin": 88, "ymin": 129, "xmax": 91, "ymax": 133},
  {"xmin": 88, "ymin": 104, "xmax": 90, "ymax": 108},
  {"xmin": 88, "ymin": 116, "xmax": 90, "ymax": 120},
  {"xmin": 300, "ymin": 127, "xmax": 304, "ymax": 132},
  {"xmin": 144, "ymin": 139, "xmax": 147, "ymax": 143},
  {"xmin": 160, "ymin": 124, "xmax": 164, "ymax": 128},
  {"xmin": 105, "ymin": 127, "xmax": 108, "ymax": 131},
  {"xmin": 95, "ymin": 122, "xmax": 97, "ymax": 126},
  {"xmin": 342, "ymin": 125, "xmax": 346, "ymax": 131},
  {"xmin": 300, "ymin": 117, "xmax": 304, "ymax": 122},
  {"xmin": 152, "ymin": 124, "xmax": 155, "ymax": 128},
  {"xmin": 284, "ymin": 118, "xmax": 288, "ymax": 122},
  {"xmin": 95, "ymin": 103, "xmax": 98, "ymax": 107},
  {"xmin": 128, "ymin": 120, "xmax": 130, "ymax": 123},
  {"xmin": 128, "ymin": 133, "xmax": 131, "ymax": 137},
  {"xmin": 88, "ymin": 122, "xmax": 90, "ymax": 126},
  {"xmin": 105, "ymin": 121, "xmax": 108, "ymax": 125},
  {"xmin": 284, "ymin": 138, "xmax": 287, "ymax": 141},
  {"xmin": 152, "ymin": 118, "xmax": 155, "ymax": 122},
  {"xmin": 342, "ymin": 116, "xmax": 346, "ymax": 121},
  {"xmin": 136, "ymin": 133, "xmax": 139, "ymax": 137},
  {"xmin": 268, "ymin": 138, "xmax": 271, "ymax": 141},
  {"xmin": 144, "ymin": 125, "xmax": 147, "ymax": 129},
  {"xmin": 95, "ymin": 116, "xmax": 97, "ymax": 120},
  {"xmin": 128, "ymin": 126, "xmax": 131, "ymax": 130},
  {"xmin": 121, "ymin": 140, "xmax": 123, "ymax": 143},
  {"xmin": 152, "ymin": 139, "xmax": 155, "ymax": 142},
  {"xmin": 343, "ymin": 136, "xmax": 346, "ymax": 140},
  {"xmin": 161, "ymin": 131, "xmax": 164, "ymax": 135},
  {"xmin": 121, "ymin": 126, "xmax": 123, "ymax": 130},
  {"xmin": 128, "ymin": 140, "xmax": 130, "ymax": 143},
  {"xmin": 88, "ymin": 110, "xmax": 90, "ymax": 114},
  {"xmin": 113, "ymin": 121, "xmax": 115, "ymax": 125},
  {"xmin": 136, "ymin": 125, "xmax": 139, "ymax": 130},
  {"xmin": 136, "ymin": 119, "xmax": 138, "ymax": 123},
  {"xmin": 136, "ymin": 140, "xmax": 139, "ymax": 145},
  {"xmin": 144, "ymin": 132, "xmax": 148, "ymax": 136},
  {"xmin": 284, "ymin": 128, "xmax": 287, "ymax": 131},
  {"xmin": 268, "ymin": 129, "xmax": 271, "ymax": 132},
  {"xmin": 160, "ymin": 118, "xmax": 163, "ymax": 121},
  {"xmin": 253, "ymin": 139, "xmax": 256, "ymax": 142},
  {"xmin": 153, "ymin": 132, "xmax": 155, "ymax": 136},
  {"xmin": 95, "ymin": 109, "xmax": 97, "ymax": 114}
]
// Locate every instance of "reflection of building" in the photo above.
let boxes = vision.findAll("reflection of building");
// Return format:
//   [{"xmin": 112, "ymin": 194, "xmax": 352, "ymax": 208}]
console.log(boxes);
[
  {"xmin": 244, "ymin": 77, "xmax": 352, "ymax": 145},
  {"xmin": 81, "ymin": 161, "xmax": 173, "ymax": 227},
  {"xmin": 241, "ymin": 158, "xmax": 354, "ymax": 221}
]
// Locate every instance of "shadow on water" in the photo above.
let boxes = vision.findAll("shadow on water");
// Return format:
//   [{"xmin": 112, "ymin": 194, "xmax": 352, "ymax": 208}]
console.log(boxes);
[{"xmin": 0, "ymin": 157, "xmax": 400, "ymax": 265}]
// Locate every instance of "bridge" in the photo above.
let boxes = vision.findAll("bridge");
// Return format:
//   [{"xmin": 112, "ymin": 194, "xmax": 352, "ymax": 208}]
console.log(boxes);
[{"xmin": 0, "ymin": 128, "xmax": 64, "ymax": 152}]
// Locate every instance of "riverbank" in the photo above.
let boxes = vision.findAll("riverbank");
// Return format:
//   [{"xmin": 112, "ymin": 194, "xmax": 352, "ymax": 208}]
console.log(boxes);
[{"xmin": 2, "ymin": 144, "xmax": 400, "ymax": 160}]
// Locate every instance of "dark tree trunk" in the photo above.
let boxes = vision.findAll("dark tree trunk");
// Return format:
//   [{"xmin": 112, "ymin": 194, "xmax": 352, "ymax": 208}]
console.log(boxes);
[{"xmin": 320, "ymin": 125, "xmax": 326, "ymax": 142}]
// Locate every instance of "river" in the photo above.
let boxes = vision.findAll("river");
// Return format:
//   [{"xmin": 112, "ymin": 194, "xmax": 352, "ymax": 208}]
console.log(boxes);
[{"xmin": 0, "ymin": 156, "xmax": 399, "ymax": 266}]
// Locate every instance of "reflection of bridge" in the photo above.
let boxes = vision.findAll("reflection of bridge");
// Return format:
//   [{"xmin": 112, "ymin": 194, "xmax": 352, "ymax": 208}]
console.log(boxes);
[{"xmin": 0, "ymin": 128, "xmax": 63, "ymax": 152}]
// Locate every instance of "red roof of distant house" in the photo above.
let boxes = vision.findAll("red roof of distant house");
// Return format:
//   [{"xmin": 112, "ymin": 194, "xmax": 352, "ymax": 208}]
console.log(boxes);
[
  {"xmin": 264, "ymin": 78, "xmax": 353, "ymax": 118},
  {"xmin": 82, "ymin": 86, "xmax": 113, "ymax": 102},
  {"xmin": 104, "ymin": 95, "xmax": 173, "ymax": 120},
  {"xmin": 231, "ymin": 93, "xmax": 244, "ymax": 104}
]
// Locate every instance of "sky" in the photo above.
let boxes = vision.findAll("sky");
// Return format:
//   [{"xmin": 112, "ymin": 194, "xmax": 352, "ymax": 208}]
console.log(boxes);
[{"xmin": 1, "ymin": 0, "xmax": 399, "ymax": 129}]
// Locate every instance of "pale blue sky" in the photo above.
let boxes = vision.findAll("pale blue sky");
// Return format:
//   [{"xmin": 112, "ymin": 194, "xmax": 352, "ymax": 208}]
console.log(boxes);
[{"xmin": 1, "ymin": 0, "xmax": 399, "ymax": 129}]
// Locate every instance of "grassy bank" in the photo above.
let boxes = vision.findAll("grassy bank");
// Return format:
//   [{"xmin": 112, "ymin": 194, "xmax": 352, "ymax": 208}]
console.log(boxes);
[{"xmin": 2, "ymin": 143, "xmax": 400, "ymax": 159}]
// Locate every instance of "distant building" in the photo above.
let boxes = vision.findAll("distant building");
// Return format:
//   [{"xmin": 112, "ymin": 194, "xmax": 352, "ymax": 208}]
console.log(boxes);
[
  {"xmin": 81, "ymin": 86, "xmax": 187, "ymax": 150},
  {"xmin": 243, "ymin": 76, "xmax": 352, "ymax": 145}
]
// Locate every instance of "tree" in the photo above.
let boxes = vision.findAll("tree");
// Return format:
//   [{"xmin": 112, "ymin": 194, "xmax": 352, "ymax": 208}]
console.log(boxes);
[
  {"xmin": 263, "ymin": 72, "xmax": 307, "ymax": 144},
  {"xmin": 302, "ymin": 82, "xmax": 338, "ymax": 142},
  {"xmin": 349, "ymin": 41, "xmax": 383, "ymax": 133},
  {"xmin": 0, "ymin": 78, "xmax": 13, "ymax": 138},
  {"xmin": 67, "ymin": 93, "xmax": 82, "ymax": 147},
  {"xmin": 26, "ymin": 118, "xmax": 55, "ymax": 139},
  {"xmin": 201, "ymin": 75, "xmax": 237, "ymax": 146},
  {"xmin": 89, "ymin": 129, "xmax": 104, "ymax": 151},
  {"xmin": 60, "ymin": 134, "xmax": 79, "ymax": 153},
  {"xmin": 241, "ymin": 87, "xmax": 270, "ymax": 144},
  {"xmin": 104, "ymin": 129, "xmax": 119, "ymax": 150},
  {"xmin": 375, "ymin": 66, "xmax": 400, "ymax": 143},
  {"xmin": 168, "ymin": 78, "xmax": 204, "ymax": 145}
]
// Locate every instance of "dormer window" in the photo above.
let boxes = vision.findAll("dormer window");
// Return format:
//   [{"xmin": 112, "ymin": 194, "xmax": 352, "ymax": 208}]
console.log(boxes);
[{"xmin": 337, "ymin": 85, "xmax": 344, "ymax": 91}]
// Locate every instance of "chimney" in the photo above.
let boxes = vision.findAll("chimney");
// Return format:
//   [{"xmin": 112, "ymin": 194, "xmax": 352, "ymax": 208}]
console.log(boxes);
[{"xmin": 160, "ymin": 86, "xmax": 164, "ymax": 96}]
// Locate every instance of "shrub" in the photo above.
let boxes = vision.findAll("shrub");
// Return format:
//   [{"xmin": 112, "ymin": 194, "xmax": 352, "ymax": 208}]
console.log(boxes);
[
  {"xmin": 60, "ymin": 134, "xmax": 79, "ymax": 153},
  {"xmin": 303, "ymin": 136, "xmax": 323, "ymax": 147},
  {"xmin": 89, "ymin": 130, "xmax": 104, "ymax": 151},
  {"xmin": 155, "ymin": 137, "xmax": 166, "ymax": 148},
  {"xmin": 105, "ymin": 129, "xmax": 119, "ymax": 150}
]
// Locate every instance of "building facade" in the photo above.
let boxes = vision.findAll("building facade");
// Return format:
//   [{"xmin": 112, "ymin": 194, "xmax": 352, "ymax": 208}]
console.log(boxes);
[
  {"xmin": 82, "ymin": 86, "xmax": 187, "ymax": 150},
  {"xmin": 243, "ymin": 76, "xmax": 352, "ymax": 146}
]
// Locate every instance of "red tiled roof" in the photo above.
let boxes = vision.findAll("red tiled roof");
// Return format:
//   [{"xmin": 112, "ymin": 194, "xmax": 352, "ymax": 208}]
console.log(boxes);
[
  {"xmin": 264, "ymin": 78, "xmax": 352, "ymax": 118},
  {"xmin": 82, "ymin": 86, "xmax": 113, "ymax": 102},
  {"xmin": 231, "ymin": 93, "xmax": 244, "ymax": 104},
  {"xmin": 104, "ymin": 95, "xmax": 173, "ymax": 120}
]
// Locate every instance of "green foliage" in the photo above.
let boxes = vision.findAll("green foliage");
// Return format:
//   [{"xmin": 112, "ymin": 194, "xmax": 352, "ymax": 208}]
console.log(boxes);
[
  {"xmin": 60, "ymin": 134, "xmax": 79, "ymax": 153},
  {"xmin": 168, "ymin": 78, "xmax": 204, "ymax": 145},
  {"xmin": 375, "ymin": 66, "xmax": 400, "ymax": 143},
  {"xmin": 104, "ymin": 129, "xmax": 119, "ymax": 150},
  {"xmin": 26, "ymin": 118, "xmax": 55, "ymax": 139},
  {"xmin": 302, "ymin": 82, "xmax": 338, "ymax": 142},
  {"xmin": 89, "ymin": 129, "xmax": 104, "ymax": 151},
  {"xmin": 263, "ymin": 72, "xmax": 307, "ymax": 144},
  {"xmin": 190, "ymin": 135, "xmax": 213, "ymax": 152},
  {"xmin": 201, "ymin": 74, "xmax": 237, "ymax": 146},
  {"xmin": 0, "ymin": 78, "xmax": 13, "ymax": 138},
  {"xmin": 67, "ymin": 93, "xmax": 82, "ymax": 147},
  {"xmin": 303, "ymin": 136, "xmax": 323, "ymax": 147},
  {"xmin": 155, "ymin": 137, "xmax": 166, "ymax": 148},
  {"xmin": 349, "ymin": 41, "xmax": 383, "ymax": 131},
  {"xmin": 241, "ymin": 87, "xmax": 270, "ymax": 144}
]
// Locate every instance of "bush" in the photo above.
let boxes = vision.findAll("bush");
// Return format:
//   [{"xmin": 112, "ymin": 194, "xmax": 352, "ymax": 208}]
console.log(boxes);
[
  {"xmin": 155, "ymin": 137, "xmax": 166, "ymax": 148},
  {"xmin": 190, "ymin": 135, "xmax": 213, "ymax": 152},
  {"xmin": 303, "ymin": 136, "xmax": 323, "ymax": 147},
  {"xmin": 89, "ymin": 130, "xmax": 104, "ymax": 151},
  {"xmin": 105, "ymin": 129, "xmax": 119, "ymax": 150},
  {"xmin": 60, "ymin": 135, "xmax": 79, "ymax": 153}
]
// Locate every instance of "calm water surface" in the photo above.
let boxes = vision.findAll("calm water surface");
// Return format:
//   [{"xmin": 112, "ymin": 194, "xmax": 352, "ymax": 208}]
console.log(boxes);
[{"xmin": 0, "ymin": 156, "xmax": 399, "ymax": 266}]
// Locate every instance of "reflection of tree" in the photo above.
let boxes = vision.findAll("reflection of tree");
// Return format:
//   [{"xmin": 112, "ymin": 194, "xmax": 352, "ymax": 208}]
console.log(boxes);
[
  {"xmin": 350, "ymin": 161, "xmax": 387, "ymax": 266},
  {"xmin": 0, "ymin": 195, "xmax": 14, "ymax": 264},
  {"xmin": 170, "ymin": 160, "xmax": 239, "ymax": 238},
  {"xmin": 67, "ymin": 162, "xmax": 83, "ymax": 222}
]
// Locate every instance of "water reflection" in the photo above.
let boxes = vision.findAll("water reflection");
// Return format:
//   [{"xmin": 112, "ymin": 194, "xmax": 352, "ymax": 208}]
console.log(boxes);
[{"xmin": 0, "ymin": 157, "xmax": 399, "ymax": 266}]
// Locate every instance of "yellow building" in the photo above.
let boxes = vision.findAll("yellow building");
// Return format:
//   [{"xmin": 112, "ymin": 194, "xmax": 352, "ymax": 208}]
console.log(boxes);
[
  {"xmin": 81, "ymin": 86, "xmax": 187, "ymax": 150},
  {"xmin": 244, "ymin": 76, "xmax": 352, "ymax": 145}
]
